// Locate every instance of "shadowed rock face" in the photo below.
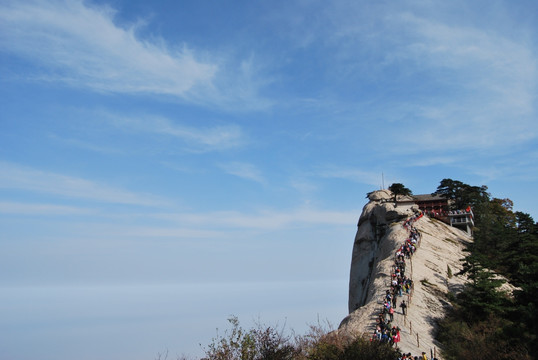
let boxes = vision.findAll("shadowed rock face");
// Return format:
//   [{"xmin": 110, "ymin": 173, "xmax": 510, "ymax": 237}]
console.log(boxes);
[{"xmin": 339, "ymin": 190, "xmax": 472, "ymax": 358}]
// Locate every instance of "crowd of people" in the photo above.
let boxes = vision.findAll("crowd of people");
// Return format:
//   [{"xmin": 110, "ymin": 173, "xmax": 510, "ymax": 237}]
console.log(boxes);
[
  {"xmin": 399, "ymin": 352, "xmax": 432, "ymax": 360},
  {"xmin": 369, "ymin": 212, "xmax": 439, "ymax": 360},
  {"xmin": 424, "ymin": 206, "xmax": 472, "ymax": 219}
]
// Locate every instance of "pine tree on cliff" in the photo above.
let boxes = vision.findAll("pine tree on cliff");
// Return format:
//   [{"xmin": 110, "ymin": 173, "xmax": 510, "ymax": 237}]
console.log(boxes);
[
  {"xmin": 388, "ymin": 183, "xmax": 412, "ymax": 207},
  {"xmin": 432, "ymin": 178, "xmax": 489, "ymax": 210}
]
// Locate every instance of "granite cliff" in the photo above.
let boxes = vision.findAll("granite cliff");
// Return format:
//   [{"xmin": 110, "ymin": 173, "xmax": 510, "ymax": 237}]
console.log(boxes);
[{"xmin": 337, "ymin": 190, "xmax": 471, "ymax": 358}]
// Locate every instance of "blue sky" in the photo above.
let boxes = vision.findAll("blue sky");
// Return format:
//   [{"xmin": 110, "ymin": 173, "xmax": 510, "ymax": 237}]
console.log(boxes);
[{"xmin": 1, "ymin": 0, "xmax": 537, "ymax": 359}]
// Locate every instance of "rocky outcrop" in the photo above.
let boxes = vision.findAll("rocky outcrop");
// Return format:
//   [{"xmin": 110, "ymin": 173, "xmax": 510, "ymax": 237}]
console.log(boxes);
[
  {"xmin": 348, "ymin": 190, "xmax": 419, "ymax": 313},
  {"xmin": 338, "ymin": 190, "xmax": 472, "ymax": 358}
]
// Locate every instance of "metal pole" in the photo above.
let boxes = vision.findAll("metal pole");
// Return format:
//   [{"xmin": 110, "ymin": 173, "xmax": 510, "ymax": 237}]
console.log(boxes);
[{"xmin": 382, "ymin": 172, "xmax": 385, "ymax": 189}]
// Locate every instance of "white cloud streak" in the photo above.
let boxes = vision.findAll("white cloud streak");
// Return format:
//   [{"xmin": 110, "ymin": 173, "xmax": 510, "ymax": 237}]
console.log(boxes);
[
  {"xmin": 104, "ymin": 112, "xmax": 246, "ymax": 152},
  {"xmin": 0, "ymin": 162, "xmax": 166, "ymax": 206},
  {"xmin": 316, "ymin": 167, "xmax": 384, "ymax": 187},
  {"xmin": 278, "ymin": 1, "xmax": 537, "ymax": 155},
  {"xmin": 48, "ymin": 134, "xmax": 124, "ymax": 155},
  {"xmin": 152, "ymin": 208, "xmax": 358, "ymax": 230},
  {"xmin": 385, "ymin": 11, "xmax": 536, "ymax": 153},
  {"xmin": 0, "ymin": 1, "xmax": 213, "ymax": 95},
  {"xmin": 0, "ymin": 0, "xmax": 270, "ymax": 109},
  {"xmin": 0, "ymin": 201, "xmax": 94, "ymax": 215},
  {"xmin": 218, "ymin": 162, "xmax": 265, "ymax": 183}
]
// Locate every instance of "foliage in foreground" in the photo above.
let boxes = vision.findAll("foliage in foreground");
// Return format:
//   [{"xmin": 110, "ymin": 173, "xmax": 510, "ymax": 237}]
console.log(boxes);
[{"xmin": 201, "ymin": 317, "xmax": 400, "ymax": 360}]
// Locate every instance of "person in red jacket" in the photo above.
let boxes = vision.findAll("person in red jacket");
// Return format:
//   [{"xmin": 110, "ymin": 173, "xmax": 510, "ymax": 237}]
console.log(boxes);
[{"xmin": 392, "ymin": 327, "xmax": 400, "ymax": 347}]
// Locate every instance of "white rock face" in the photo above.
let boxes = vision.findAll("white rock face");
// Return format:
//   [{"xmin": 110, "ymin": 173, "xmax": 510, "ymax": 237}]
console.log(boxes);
[
  {"xmin": 339, "ymin": 190, "xmax": 471, "ymax": 358},
  {"xmin": 348, "ymin": 191, "xmax": 418, "ymax": 313}
]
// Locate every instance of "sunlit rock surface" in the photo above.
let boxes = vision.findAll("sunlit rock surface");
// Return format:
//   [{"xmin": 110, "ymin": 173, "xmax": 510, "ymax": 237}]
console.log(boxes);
[{"xmin": 338, "ymin": 190, "xmax": 471, "ymax": 358}]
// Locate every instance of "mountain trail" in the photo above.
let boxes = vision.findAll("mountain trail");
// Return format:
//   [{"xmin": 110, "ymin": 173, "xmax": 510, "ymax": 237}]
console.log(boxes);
[{"xmin": 337, "ymin": 190, "xmax": 472, "ymax": 359}]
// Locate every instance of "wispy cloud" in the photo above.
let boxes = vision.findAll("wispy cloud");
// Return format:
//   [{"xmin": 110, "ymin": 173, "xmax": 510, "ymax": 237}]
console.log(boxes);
[
  {"xmin": 48, "ymin": 134, "xmax": 123, "ymax": 155},
  {"xmin": 218, "ymin": 162, "xmax": 265, "ymax": 184},
  {"xmin": 464, "ymin": 148, "xmax": 538, "ymax": 182},
  {"xmin": 152, "ymin": 207, "xmax": 358, "ymax": 230},
  {"xmin": 407, "ymin": 156, "xmax": 456, "ymax": 167},
  {"xmin": 160, "ymin": 161, "xmax": 203, "ymax": 174},
  {"xmin": 0, "ymin": 0, "xmax": 269, "ymax": 109},
  {"xmin": 0, "ymin": 162, "xmax": 167, "ymax": 206},
  {"xmin": 100, "ymin": 225, "xmax": 225, "ymax": 239},
  {"xmin": 316, "ymin": 167, "xmax": 384, "ymax": 187},
  {"xmin": 103, "ymin": 112, "xmax": 246, "ymax": 152},
  {"xmin": 0, "ymin": 1, "xmax": 212, "ymax": 94},
  {"xmin": 0, "ymin": 201, "xmax": 94, "ymax": 216},
  {"xmin": 289, "ymin": 178, "xmax": 319, "ymax": 194},
  {"xmin": 387, "ymin": 12, "xmax": 538, "ymax": 150},
  {"xmin": 276, "ymin": 2, "xmax": 537, "ymax": 154}
]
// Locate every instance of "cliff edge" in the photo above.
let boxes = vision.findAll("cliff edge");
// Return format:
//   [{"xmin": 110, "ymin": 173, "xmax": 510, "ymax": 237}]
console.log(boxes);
[{"xmin": 338, "ymin": 190, "xmax": 471, "ymax": 358}]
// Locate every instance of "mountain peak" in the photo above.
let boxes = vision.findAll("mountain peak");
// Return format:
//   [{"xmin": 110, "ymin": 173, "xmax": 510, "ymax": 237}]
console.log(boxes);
[{"xmin": 338, "ymin": 194, "xmax": 471, "ymax": 358}]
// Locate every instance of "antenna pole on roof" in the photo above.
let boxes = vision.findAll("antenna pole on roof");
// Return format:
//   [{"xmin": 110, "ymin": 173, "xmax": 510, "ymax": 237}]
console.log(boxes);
[{"xmin": 382, "ymin": 172, "xmax": 385, "ymax": 190}]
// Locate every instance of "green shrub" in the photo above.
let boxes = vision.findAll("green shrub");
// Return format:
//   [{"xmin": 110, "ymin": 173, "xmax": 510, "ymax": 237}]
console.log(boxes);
[{"xmin": 202, "ymin": 317, "xmax": 400, "ymax": 360}]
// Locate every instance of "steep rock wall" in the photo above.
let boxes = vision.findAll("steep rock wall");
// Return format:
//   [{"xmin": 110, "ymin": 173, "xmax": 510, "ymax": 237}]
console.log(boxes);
[
  {"xmin": 339, "ymin": 190, "xmax": 471, "ymax": 358},
  {"xmin": 348, "ymin": 190, "xmax": 417, "ymax": 313}
]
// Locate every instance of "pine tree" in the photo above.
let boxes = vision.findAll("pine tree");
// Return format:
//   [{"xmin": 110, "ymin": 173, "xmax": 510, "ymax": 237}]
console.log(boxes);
[{"xmin": 388, "ymin": 183, "xmax": 412, "ymax": 207}]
